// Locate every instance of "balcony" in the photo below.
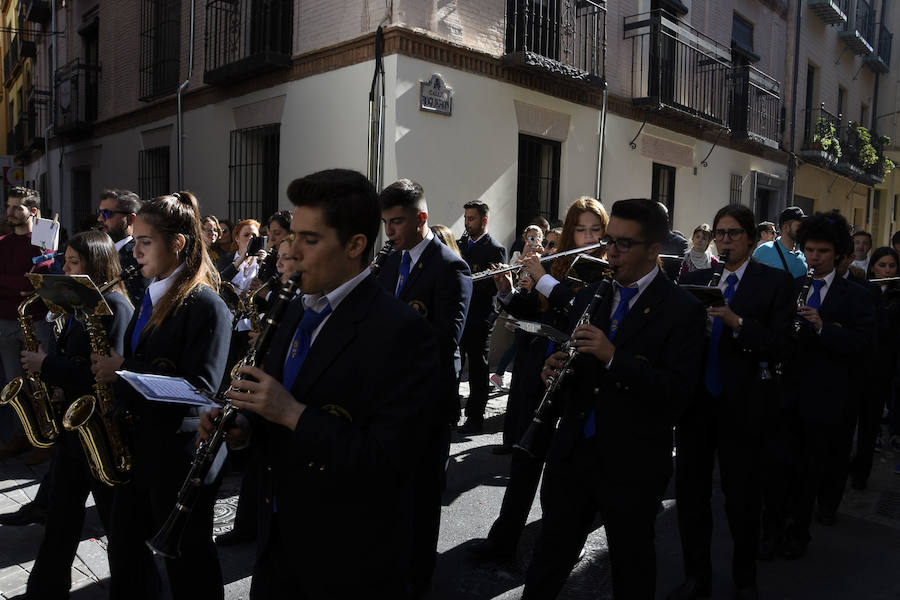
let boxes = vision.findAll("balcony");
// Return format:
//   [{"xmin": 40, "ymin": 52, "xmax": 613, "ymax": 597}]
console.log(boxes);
[
  {"xmin": 864, "ymin": 22, "xmax": 891, "ymax": 73},
  {"xmin": 728, "ymin": 65, "xmax": 781, "ymax": 148},
  {"xmin": 23, "ymin": 0, "xmax": 52, "ymax": 24},
  {"xmin": 203, "ymin": 0, "xmax": 293, "ymax": 86},
  {"xmin": 6, "ymin": 122, "xmax": 24, "ymax": 156},
  {"xmin": 624, "ymin": 10, "xmax": 731, "ymax": 127},
  {"xmin": 502, "ymin": 0, "xmax": 606, "ymax": 87},
  {"xmin": 838, "ymin": 0, "xmax": 875, "ymax": 55},
  {"xmin": 808, "ymin": 0, "xmax": 849, "ymax": 26},
  {"xmin": 55, "ymin": 58, "xmax": 100, "ymax": 137},
  {"xmin": 23, "ymin": 89, "xmax": 51, "ymax": 153},
  {"xmin": 3, "ymin": 34, "xmax": 21, "ymax": 85},
  {"xmin": 799, "ymin": 103, "xmax": 842, "ymax": 168}
]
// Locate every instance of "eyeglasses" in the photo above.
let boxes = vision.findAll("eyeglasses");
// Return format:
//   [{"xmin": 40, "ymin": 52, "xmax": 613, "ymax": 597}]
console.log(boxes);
[
  {"xmin": 96, "ymin": 209, "xmax": 130, "ymax": 219},
  {"xmin": 600, "ymin": 235, "xmax": 646, "ymax": 253},
  {"xmin": 714, "ymin": 228, "xmax": 746, "ymax": 240}
]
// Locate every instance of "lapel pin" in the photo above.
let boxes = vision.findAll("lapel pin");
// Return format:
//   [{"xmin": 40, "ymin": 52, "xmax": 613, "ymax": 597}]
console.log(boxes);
[{"xmin": 643, "ymin": 307, "xmax": 650, "ymax": 314}]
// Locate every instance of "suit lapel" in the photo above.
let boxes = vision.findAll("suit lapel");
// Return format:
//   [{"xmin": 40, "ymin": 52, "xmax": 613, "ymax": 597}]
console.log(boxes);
[
  {"xmin": 729, "ymin": 261, "xmax": 760, "ymax": 315},
  {"xmin": 399, "ymin": 238, "xmax": 437, "ymax": 300},
  {"xmin": 820, "ymin": 275, "xmax": 848, "ymax": 323},
  {"xmin": 608, "ymin": 272, "xmax": 668, "ymax": 346}
]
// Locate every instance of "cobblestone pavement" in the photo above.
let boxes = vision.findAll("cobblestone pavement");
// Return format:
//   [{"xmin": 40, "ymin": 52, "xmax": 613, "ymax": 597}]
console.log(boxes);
[{"xmin": 2, "ymin": 379, "xmax": 899, "ymax": 599}]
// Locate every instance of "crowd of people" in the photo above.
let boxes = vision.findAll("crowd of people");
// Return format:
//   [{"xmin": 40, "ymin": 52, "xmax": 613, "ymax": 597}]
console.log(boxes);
[{"xmin": 0, "ymin": 175, "xmax": 897, "ymax": 600}]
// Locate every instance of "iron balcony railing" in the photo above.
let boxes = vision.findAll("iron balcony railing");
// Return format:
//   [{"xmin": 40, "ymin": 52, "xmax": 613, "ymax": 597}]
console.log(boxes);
[
  {"xmin": 624, "ymin": 9, "xmax": 731, "ymax": 126},
  {"xmin": 503, "ymin": 0, "xmax": 606, "ymax": 83},
  {"xmin": 4, "ymin": 34, "xmax": 20, "ymax": 83},
  {"xmin": 728, "ymin": 65, "xmax": 781, "ymax": 147},
  {"xmin": 204, "ymin": 0, "xmax": 293, "ymax": 85},
  {"xmin": 55, "ymin": 58, "xmax": 101, "ymax": 136},
  {"xmin": 865, "ymin": 22, "xmax": 892, "ymax": 71},
  {"xmin": 7, "ymin": 122, "xmax": 24, "ymax": 155},
  {"xmin": 23, "ymin": 0, "xmax": 52, "ymax": 25},
  {"xmin": 803, "ymin": 103, "xmax": 842, "ymax": 146},
  {"xmin": 840, "ymin": 0, "xmax": 875, "ymax": 54},
  {"xmin": 808, "ymin": 0, "xmax": 850, "ymax": 26},
  {"xmin": 23, "ymin": 89, "xmax": 51, "ymax": 151}
]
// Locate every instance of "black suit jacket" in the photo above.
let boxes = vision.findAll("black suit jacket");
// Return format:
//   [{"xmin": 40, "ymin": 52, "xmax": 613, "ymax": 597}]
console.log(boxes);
[
  {"xmin": 460, "ymin": 233, "xmax": 506, "ymax": 326},
  {"xmin": 117, "ymin": 286, "xmax": 232, "ymax": 486},
  {"xmin": 781, "ymin": 274, "xmax": 876, "ymax": 424},
  {"xmin": 255, "ymin": 274, "xmax": 439, "ymax": 599},
  {"xmin": 550, "ymin": 270, "xmax": 706, "ymax": 486},
  {"xmin": 376, "ymin": 236, "xmax": 472, "ymax": 421},
  {"xmin": 680, "ymin": 261, "xmax": 795, "ymax": 428},
  {"xmin": 117, "ymin": 239, "xmax": 150, "ymax": 306},
  {"xmin": 42, "ymin": 292, "xmax": 133, "ymax": 401}
]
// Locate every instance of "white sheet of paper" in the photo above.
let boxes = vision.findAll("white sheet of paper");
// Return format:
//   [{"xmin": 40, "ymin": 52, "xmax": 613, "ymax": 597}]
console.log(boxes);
[
  {"xmin": 32, "ymin": 217, "xmax": 60, "ymax": 252},
  {"xmin": 116, "ymin": 370, "xmax": 219, "ymax": 407}
]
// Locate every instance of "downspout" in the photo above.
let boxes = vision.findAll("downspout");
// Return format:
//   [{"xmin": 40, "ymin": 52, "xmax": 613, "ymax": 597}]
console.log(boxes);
[
  {"xmin": 785, "ymin": 0, "xmax": 803, "ymax": 207},
  {"xmin": 176, "ymin": 0, "xmax": 195, "ymax": 190},
  {"xmin": 46, "ymin": 0, "xmax": 56, "ymax": 215},
  {"xmin": 594, "ymin": 6, "xmax": 608, "ymax": 200}
]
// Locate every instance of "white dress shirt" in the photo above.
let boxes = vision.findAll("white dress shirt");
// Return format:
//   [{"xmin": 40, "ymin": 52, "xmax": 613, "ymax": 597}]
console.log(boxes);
[
  {"xmin": 396, "ymin": 229, "xmax": 434, "ymax": 294},
  {"xmin": 301, "ymin": 267, "xmax": 372, "ymax": 346},
  {"xmin": 114, "ymin": 235, "xmax": 133, "ymax": 252},
  {"xmin": 145, "ymin": 264, "xmax": 185, "ymax": 308}
]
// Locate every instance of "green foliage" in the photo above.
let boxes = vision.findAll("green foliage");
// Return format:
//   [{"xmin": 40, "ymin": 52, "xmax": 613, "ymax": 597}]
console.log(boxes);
[{"xmin": 813, "ymin": 116, "xmax": 842, "ymax": 158}]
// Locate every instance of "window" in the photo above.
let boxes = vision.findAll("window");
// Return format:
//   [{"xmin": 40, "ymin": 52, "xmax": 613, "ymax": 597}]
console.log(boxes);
[
  {"xmin": 732, "ymin": 13, "xmax": 754, "ymax": 54},
  {"xmin": 228, "ymin": 124, "xmax": 280, "ymax": 221},
  {"xmin": 803, "ymin": 64, "xmax": 816, "ymax": 141},
  {"xmin": 138, "ymin": 146, "xmax": 170, "ymax": 201},
  {"xmin": 652, "ymin": 163, "xmax": 676, "ymax": 227},
  {"xmin": 139, "ymin": 0, "xmax": 181, "ymax": 101},
  {"xmin": 515, "ymin": 134, "xmax": 560, "ymax": 235},
  {"xmin": 861, "ymin": 103, "xmax": 869, "ymax": 128},
  {"xmin": 71, "ymin": 167, "xmax": 93, "ymax": 233},
  {"xmin": 730, "ymin": 174, "xmax": 743, "ymax": 205},
  {"xmin": 837, "ymin": 86, "xmax": 846, "ymax": 119}
]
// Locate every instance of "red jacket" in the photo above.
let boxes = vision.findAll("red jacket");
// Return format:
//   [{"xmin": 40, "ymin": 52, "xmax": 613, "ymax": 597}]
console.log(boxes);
[{"xmin": 0, "ymin": 232, "xmax": 53, "ymax": 321}]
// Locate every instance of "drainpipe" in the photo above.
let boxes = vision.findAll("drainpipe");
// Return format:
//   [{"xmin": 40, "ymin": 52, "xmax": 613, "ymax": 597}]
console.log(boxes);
[
  {"xmin": 176, "ymin": 0, "xmax": 195, "ymax": 190},
  {"xmin": 594, "ymin": 7, "xmax": 608, "ymax": 200},
  {"xmin": 785, "ymin": 0, "xmax": 803, "ymax": 208}
]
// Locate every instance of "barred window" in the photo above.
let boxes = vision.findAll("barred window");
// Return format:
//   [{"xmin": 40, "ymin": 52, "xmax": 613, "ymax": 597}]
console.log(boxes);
[
  {"xmin": 730, "ymin": 173, "xmax": 743, "ymax": 205},
  {"xmin": 516, "ymin": 134, "xmax": 560, "ymax": 235},
  {"xmin": 228, "ymin": 124, "xmax": 280, "ymax": 221},
  {"xmin": 139, "ymin": 0, "xmax": 181, "ymax": 101},
  {"xmin": 139, "ymin": 146, "xmax": 171, "ymax": 200}
]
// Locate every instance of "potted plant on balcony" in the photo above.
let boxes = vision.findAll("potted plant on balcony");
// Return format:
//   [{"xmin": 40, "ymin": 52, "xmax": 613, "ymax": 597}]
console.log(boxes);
[
  {"xmin": 864, "ymin": 135, "xmax": 895, "ymax": 184},
  {"xmin": 841, "ymin": 123, "xmax": 878, "ymax": 183},
  {"xmin": 801, "ymin": 116, "xmax": 842, "ymax": 166}
]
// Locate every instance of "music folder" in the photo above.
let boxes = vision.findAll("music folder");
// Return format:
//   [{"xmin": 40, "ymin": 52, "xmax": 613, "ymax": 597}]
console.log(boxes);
[
  {"xmin": 502, "ymin": 317, "xmax": 570, "ymax": 343},
  {"xmin": 117, "ymin": 371, "xmax": 220, "ymax": 408},
  {"xmin": 680, "ymin": 285, "xmax": 726, "ymax": 307}
]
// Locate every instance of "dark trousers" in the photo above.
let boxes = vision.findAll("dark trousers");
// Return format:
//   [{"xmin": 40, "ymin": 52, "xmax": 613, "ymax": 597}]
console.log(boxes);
[
  {"xmin": 27, "ymin": 432, "xmax": 113, "ymax": 599},
  {"xmin": 107, "ymin": 434, "xmax": 223, "ymax": 600},
  {"xmin": 674, "ymin": 392, "xmax": 763, "ymax": 588},
  {"xmin": 850, "ymin": 380, "xmax": 885, "ymax": 484},
  {"xmin": 460, "ymin": 319, "xmax": 493, "ymax": 423},
  {"xmin": 817, "ymin": 403, "xmax": 858, "ymax": 515},
  {"xmin": 523, "ymin": 456, "xmax": 666, "ymax": 600},
  {"xmin": 409, "ymin": 422, "xmax": 452, "ymax": 588},
  {"xmin": 251, "ymin": 517, "xmax": 303, "ymax": 600},
  {"xmin": 229, "ymin": 451, "xmax": 260, "ymax": 538}
]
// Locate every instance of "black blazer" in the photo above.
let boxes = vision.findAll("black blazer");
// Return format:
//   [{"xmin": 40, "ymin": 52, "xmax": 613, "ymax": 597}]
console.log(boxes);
[
  {"xmin": 376, "ymin": 236, "xmax": 472, "ymax": 421},
  {"xmin": 117, "ymin": 239, "xmax": 150, "ymax": 306},
  {"xmin": 460, "ymin": 233, "xmax": 506, "ymax": 326},
  {"xmin": 680, "ymin": 261, "xmax": 795, "ymax": 427},
  {"xmin": 550, "ymin": 270, "xmax": 706, "ymax": 486},
  {"xmin": 781, "ymin": 274, "xmax": 876, "ymax": 424},
  {"xmin": 255, "ymin": 274, "xmax": 439, "ymax": 599},
  {"xmin": 117, "ymin": 285, "xmax": 232, "ymax": 485},
  {"xmin": 42, "ymin": 292, "xmax": 133, "ymax": 400}
]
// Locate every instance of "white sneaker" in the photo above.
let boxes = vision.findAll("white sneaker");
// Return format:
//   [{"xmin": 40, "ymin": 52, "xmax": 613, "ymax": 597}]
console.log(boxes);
[{"xmin": 490, "ymin": 374, "xmax": 505, "ymax": 390}]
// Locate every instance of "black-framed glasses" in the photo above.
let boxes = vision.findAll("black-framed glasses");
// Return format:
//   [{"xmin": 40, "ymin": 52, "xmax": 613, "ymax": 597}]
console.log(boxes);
[
  {"xmin": 601, "ymin": 234, "xmax": 646, "ymax": 253},
  {"xmin": 714, "ymin": 228, "xmax": 746, "ymax": 240},
  {"xmin": 96, "ymin": 208, "xmax": 130, "ymax": 219}
]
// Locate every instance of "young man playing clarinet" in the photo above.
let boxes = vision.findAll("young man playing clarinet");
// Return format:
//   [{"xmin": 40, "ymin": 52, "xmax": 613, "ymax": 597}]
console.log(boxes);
[
  {"xmin": 208, "ymin": 169, "xmax": 440, "ymax": 599},
  {"xmin": 669, "ymin": 205, "xmax": 795, "ymax": 600},
  {"xmin": 523, "ymin": 199, "xmax": 706, "ymax": 599}
]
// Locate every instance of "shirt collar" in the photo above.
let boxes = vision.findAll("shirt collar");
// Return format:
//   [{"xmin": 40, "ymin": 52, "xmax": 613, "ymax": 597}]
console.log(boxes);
[
  {"xmin": 723, "ymin": 258, "xmax": 749, "ymax": 283},
  {"xmin": 147, "ymin": 264, "xmax": 185, "ymax": 307},
  {"xmin": 302, "ymin": 267, "xmax": 371, "ymax": 314},
  {"xmin": 406, "ymin": 228, "xmax": 434, "ymax": 267},
  {"xmin": 815, "ymin": 269, "xmax": 837, "ymax": 291},
  {"xmin": 114, "ymin": 235, "xmax": 133, "ymax": 252},
  {"xmin": 617, "ymin": 265, "xmax": 659, "ymax": 295},
  {"xmin": 468, "ymin": 232, "xmax": 485, "ymax": 245}
]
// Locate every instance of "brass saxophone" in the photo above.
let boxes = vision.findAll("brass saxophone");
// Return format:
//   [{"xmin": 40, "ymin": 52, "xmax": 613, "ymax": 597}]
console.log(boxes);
[
  {"xmin": 0, "ymin": 294, "xmax": 59, "ymax": 448},
  {"xmin": 62, "ymin": 266, "xmax": 141, "ymax": 486}
]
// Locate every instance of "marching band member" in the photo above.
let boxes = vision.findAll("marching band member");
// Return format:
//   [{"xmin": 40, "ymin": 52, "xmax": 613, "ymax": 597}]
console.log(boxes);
[
  {"xmin": 91, "ymin": 191, "xmax": 232, "ymax": 599},
  {"xmin": 218, "ymin": 219, "xmax": 264, "ymax": 294},
  {"xmin": 17, "ymin": 231, "xmax": 133, "ymax": 600},
  {"xmin": 376, "ymin": 179, "xmax": 472, "ymax": 597},
  {"xmin": 208, "ymin": 169, "xmax": 440, "ymax": 599},
  {"xmin": 669, "ymin": 205, "xmax": 794, "ymax": 600},
  {"xmin": 524, "ymin": 199, "xmax": 705, "ymax": 599}
]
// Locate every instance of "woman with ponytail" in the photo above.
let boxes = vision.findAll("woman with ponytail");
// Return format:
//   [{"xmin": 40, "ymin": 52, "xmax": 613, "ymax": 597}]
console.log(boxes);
[{"xmin": 92, "ymin": 191, "xmax": 231, "ymax": 600}]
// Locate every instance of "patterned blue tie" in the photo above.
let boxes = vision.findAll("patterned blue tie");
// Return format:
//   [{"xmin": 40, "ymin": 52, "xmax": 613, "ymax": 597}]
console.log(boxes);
[
  {"xmin": 282, "ymin": 303, "xmax": 332, "ymax": 391},
  {"xmin": 396, "ymin": 251, "xmax": 412, "ymax": 296},
  {"xmin": 130, "ymin": 290, "xmax": 153, "ymax": 353},
  {"xmin": 806, "ymin": 279, "xmax": 825, "ymax": 310},
  {"xmin": 585, "ymin": 284, "xmax": 639, "ymax": 439},
  {"xmin": 704, "ymin": 273, "xmax": 739, "ymax": 396}
]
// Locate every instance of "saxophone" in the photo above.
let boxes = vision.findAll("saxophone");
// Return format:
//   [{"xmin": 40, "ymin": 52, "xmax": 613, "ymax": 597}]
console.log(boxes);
[
  {"xmin": 62, "ymin": 266, "xmax": 140, "ymax": 486},
  {"xmin": 0, "ymin": 294, "xmax": 59, "ymax": 448}
]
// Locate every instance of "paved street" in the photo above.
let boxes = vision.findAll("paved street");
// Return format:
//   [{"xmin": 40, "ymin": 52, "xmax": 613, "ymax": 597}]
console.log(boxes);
[{"xmin": 1, "ymin": 382, "xmax": 899, "ymax": 599}]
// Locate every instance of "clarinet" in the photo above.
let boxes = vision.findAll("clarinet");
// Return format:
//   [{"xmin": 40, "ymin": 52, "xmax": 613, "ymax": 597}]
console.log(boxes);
[
  {"xmin": 147, "ymin": 273, "xmax": 301, "ymax": 558},
  {"xmin": 368, "ymin": 239, "xmax": 395, "ymax": 276},
  {"xmin": 515, "ymin": 270, "xmax": 615, "ymax": 458},
  {"xmin": 792, "ymin": 268, "xmax": 815, "ymax": 336},
  {"xmin": 256, "ymin": 246, "xmax": 279, "ymax": 282},
  {"xmin": 708, "ymin": 250, "xmax": 730, "ymax": 286}
]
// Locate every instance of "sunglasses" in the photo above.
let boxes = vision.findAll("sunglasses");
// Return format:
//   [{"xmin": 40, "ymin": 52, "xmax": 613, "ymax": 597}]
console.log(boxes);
[{"xmin": 97, "ymin": 209, "xmax": 130, "ymax": 219}]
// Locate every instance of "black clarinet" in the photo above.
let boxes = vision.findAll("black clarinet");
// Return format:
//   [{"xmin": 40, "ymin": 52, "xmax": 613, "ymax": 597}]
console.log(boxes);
[
  {"xmin": 515, "ymin": 270, "xmax": 615, "ymax": 457},
  {"xmin": 708, "ymin": 250, "xmax": 730, "ymax": 286},
  {"xmin": 792, "ymin": 268, "xmax": 815, "ymax": 336},
  {"xmin": 369, "ymin": 239, "xmax": 395, "ymax": 276},
  {"xmin": 146, "ymin": 273, "xmax": 301, "ymax": 558}
]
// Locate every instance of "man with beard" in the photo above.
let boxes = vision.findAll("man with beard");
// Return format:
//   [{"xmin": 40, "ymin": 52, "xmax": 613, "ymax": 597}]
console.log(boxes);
[
  {"xmin": 96, "ymin": 189, "xmax": 149, "ymax": 304},
  {"xmin": 752, "ymin": 206, "xmax": 808, "ymax": 278},
  {"xmin": 0, "ymin": 187, "xmax": 55, "ymax": 459}
]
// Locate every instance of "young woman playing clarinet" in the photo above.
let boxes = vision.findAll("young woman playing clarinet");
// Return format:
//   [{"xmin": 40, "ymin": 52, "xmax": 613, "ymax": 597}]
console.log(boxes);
[{"xmin": 91, "ymin": 191, "xmax": 232, "ymax": 600}]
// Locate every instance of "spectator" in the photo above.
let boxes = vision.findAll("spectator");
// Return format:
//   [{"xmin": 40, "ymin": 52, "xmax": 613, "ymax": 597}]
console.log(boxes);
[
  {"xmin": 757, "ymin": 221, "xmax": 776, "ymax": 245},
  {"xmin": 431, "ymin": 224, "xmax": 461, "ymax": 256},
  {"xmin": 891, "ymin": 230, "xmax": 900, "ymax": 254},
  {"xmin": 544, "ymin": 227, "xmax": 561, "ymax": 253},
  {"xmin": 678, "ymin": 223, "xmax": 721, "ymax": 279},
  {"xmin": 216, "ymin": 218, "xmax": 235, "ymax": 257},
  {"xmin": 202, "ymin": 215, "xmax": 222, "ymax": 263},
  {"xmin": 752, "ymin": 206, "xmax": 808, "ymax": 278},
  {"xmin": 850, "ymin": 230, "xmax": 873, "ymax": 273},
  {"xmin": 509, "ymin": 216, "xmax": 550, "ymax": 259}
]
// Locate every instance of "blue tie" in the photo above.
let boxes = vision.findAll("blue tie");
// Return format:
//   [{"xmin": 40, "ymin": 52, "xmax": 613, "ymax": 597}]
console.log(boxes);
[
  {"xmin": 704, "ymin": 273, "xmax": 739, "ymax": 396},
  {"xmin": 806, "ymin": 279, "xmax": 825, "ymax": 310},
  {"xmin": 467, "ymin": 239, "xmax": 474, "ymax": 250},
  {"xmin": 130, "ymin": 291, "xmax": 153, "ymax": 353},
  {"xmin": 282, "ymin": 303, "xmax": 332, "ymax": 391},
  {"xmin": 396, "ymin": 251, "xmax": 412, "ymax": 296},
  {"xmin": 585, "ymin": 284, "xmax": 639, "ymax": 438}
]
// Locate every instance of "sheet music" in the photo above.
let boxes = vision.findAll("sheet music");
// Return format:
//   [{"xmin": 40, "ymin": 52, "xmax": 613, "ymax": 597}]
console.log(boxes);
[{"xmin": 117, "ymin": 370, "xmax": 220, "ymax": 407}]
